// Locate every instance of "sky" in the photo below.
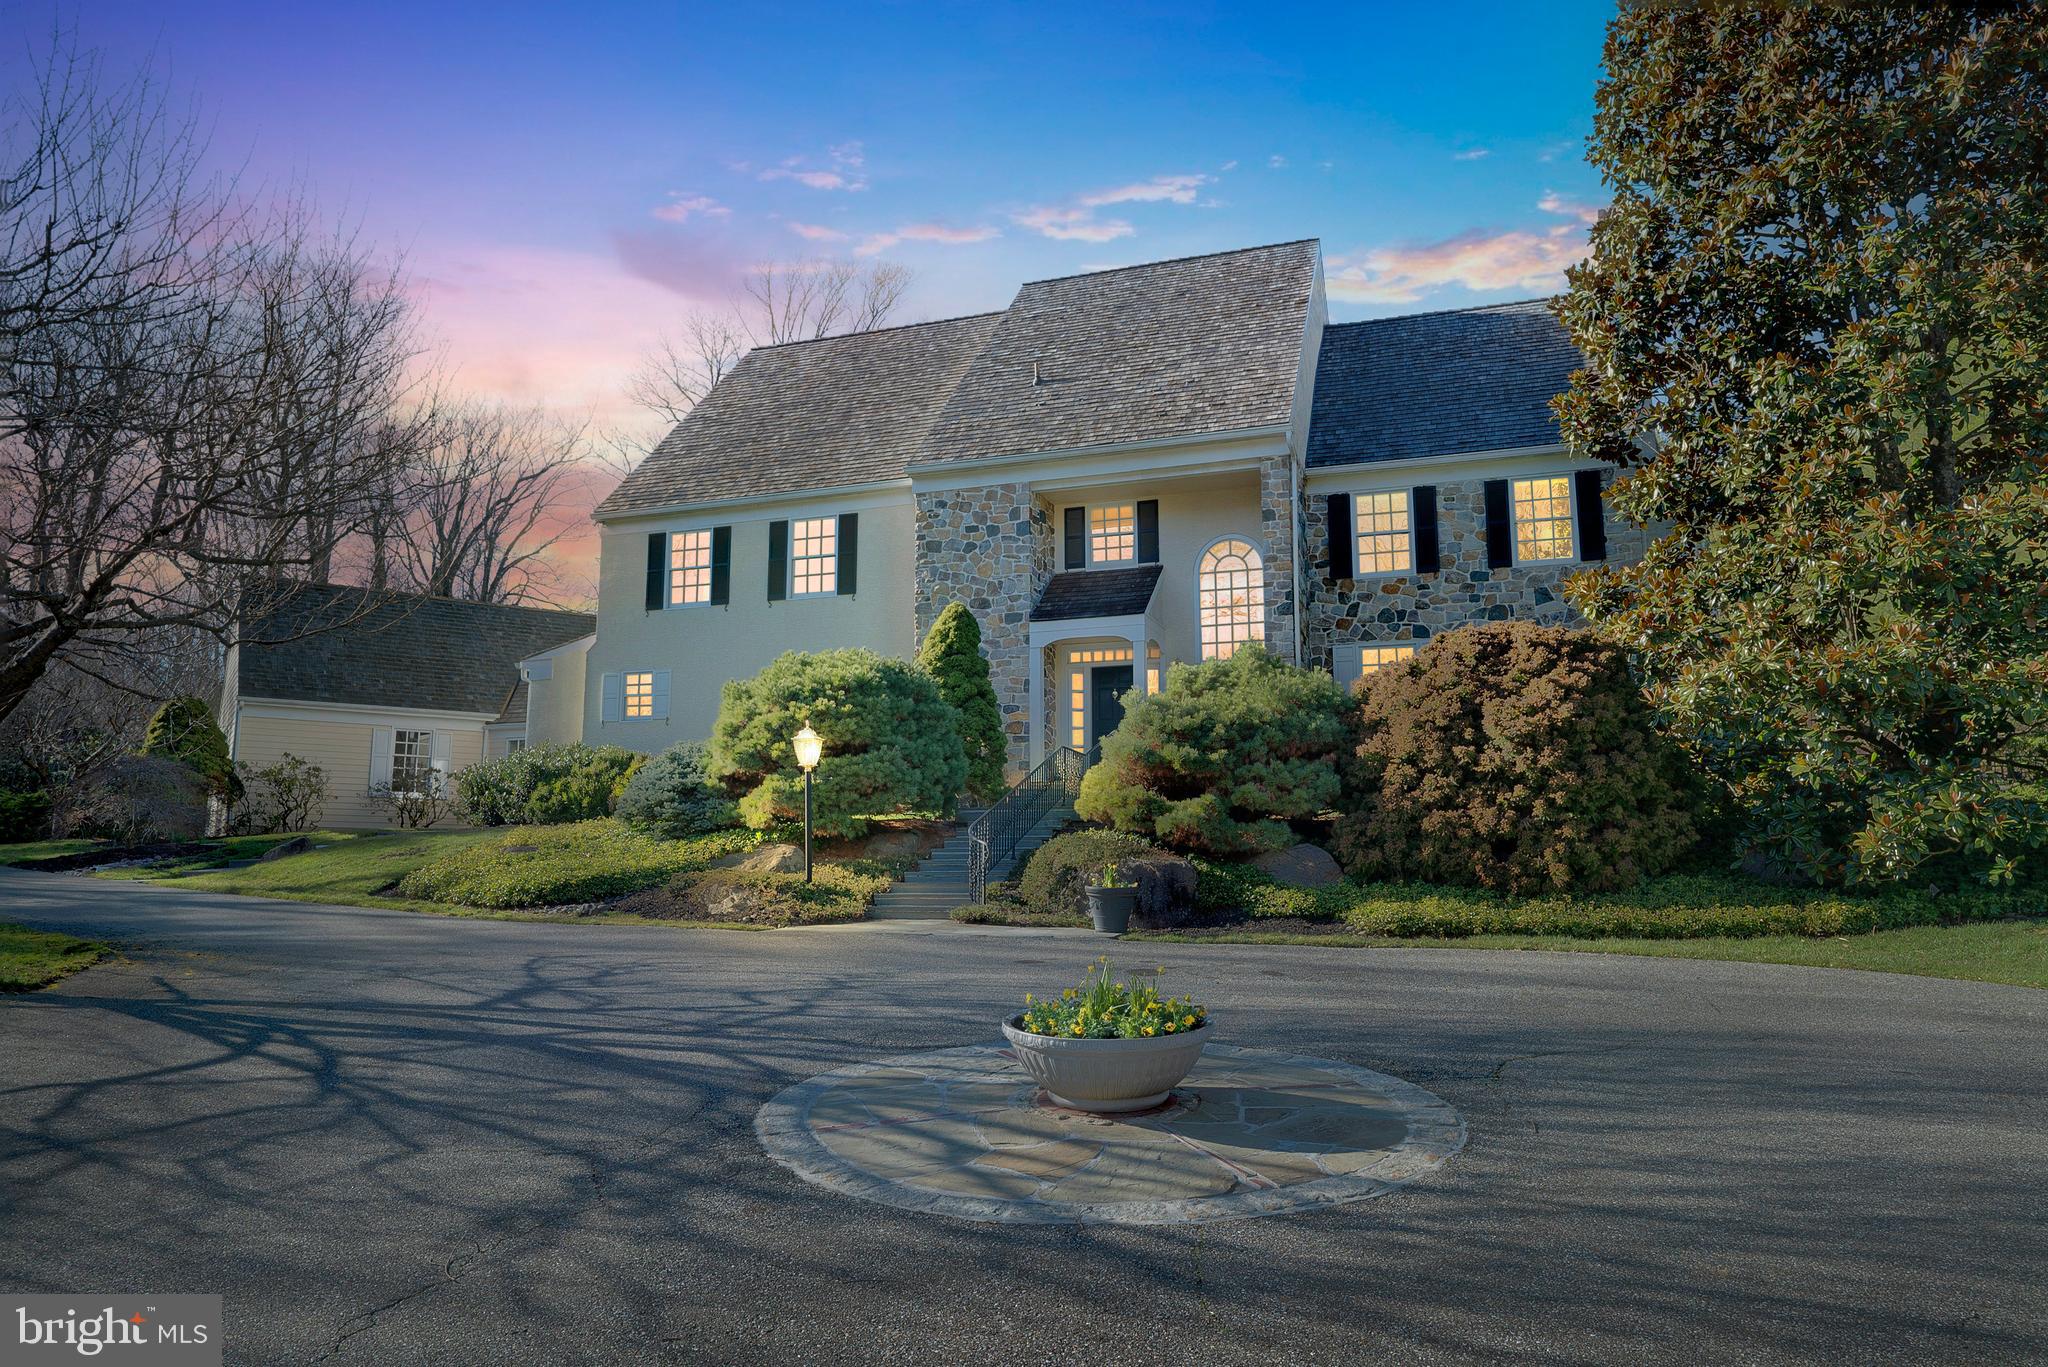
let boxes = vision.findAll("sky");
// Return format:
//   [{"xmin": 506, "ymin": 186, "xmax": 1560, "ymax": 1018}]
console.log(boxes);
[{"xmin": 35, "ymin": 0, "xmax": 1620, "ymax": 599}]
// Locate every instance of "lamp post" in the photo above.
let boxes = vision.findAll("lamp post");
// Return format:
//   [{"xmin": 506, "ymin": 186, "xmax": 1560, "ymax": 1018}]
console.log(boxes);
[{"xmin": 792, "ymin": 724, "xmax": 822, "ymax": 883}]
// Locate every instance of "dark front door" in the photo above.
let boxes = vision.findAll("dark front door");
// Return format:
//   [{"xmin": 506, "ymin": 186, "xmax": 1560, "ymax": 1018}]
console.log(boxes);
[{"xmin": 1088, "ymin": 665, "xmax": 1134, "ymax": 751}]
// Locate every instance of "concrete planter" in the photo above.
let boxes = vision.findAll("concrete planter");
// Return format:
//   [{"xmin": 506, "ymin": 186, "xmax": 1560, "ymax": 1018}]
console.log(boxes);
[
  {"xmin": 1000, "ymin": 1015, "xmax": 1210, "ymax": 1113},
  {"xmin": 1086, "ymin": 885, "xmax": 1136, "ymax": 934}
]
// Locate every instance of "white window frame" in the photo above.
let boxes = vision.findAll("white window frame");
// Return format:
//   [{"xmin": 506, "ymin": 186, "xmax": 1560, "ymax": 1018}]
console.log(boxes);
[
  {"xmin": 1510, "ymin": 473, "xmax": 1578, "ymax": 566},
  {"xmin": 789, "ymin": 516, "xmax": 839, "ymax": 597},
  {"xmin": 668, "ymin": 527, "xmax": 716, "ymax": 608},
  {"xmin": 391, "ymin": 728, "xmax": 432, "ymax": 795},
  {"xmin": 1196, "ymin": 536, "xmax": 1267, "ymax": 662},
  {"xmin": 1351, "ymin": 487, "xmax": 1415, "ymax": 578}
]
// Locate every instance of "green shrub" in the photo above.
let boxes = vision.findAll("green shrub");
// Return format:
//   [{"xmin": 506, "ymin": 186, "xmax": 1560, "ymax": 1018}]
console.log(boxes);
[
  {"xmin": 613, "ymin": 743, "xmax": 739, "ymax": 838},
  {"xmin": 1075, "ymin": 647, "xmax": 1349, "ymax": 856},
  {"xmin": 454, "ymin": 743, "xmax": 640, "ymax": 826},
  {"xmin": 707, "ymin": 648, "xmax": 966, "ymax": 838},
  {"xmin": 140, "ymin": 696, "xmax": 241, "ymax": 802},
  {"xmin": 397, "ymin": 821, "xmax": 752, "ymax": 907},
  {"xmin": 1335, "ymin": 622, "xmax": 1702, "ymax": 895},
  {"xmin": 232, "ymin": 754, "xmax": 330, "ymax": 834},
  {"xmin": 1015, "ymin": 829, "xmax": 1159, "ymax": 917},
  {"xmin": 0, "ymin": 790, "xmax": 51, "ymax": 841},
  {"xmin": 916, "ymin": 603, "xmax": 1009, "ymax": 803}
]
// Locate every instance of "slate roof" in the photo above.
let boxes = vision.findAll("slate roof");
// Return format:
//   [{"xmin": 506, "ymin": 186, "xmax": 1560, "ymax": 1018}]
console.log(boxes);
[
  {"xmin": 595, "ymin": 311, "xmax": 1003, "ymax": 516},
  {"xmin": 494, "ymin": 680, "xmax": 528, "ymax": 726},
  {"xmin": 1305, "ymin": 300, "xmax": 1582, "ymax": 467},
  {"xmin": 1030, "ymin": 565, "xmax": 1164, "ymax": 622},
  {"xmin": 236, "ymin": 584, "xmax": 595, "ymax": 715},
  {"xmin": 918, "ymin": 241, "xmax": 1319, "ymax": 466}
]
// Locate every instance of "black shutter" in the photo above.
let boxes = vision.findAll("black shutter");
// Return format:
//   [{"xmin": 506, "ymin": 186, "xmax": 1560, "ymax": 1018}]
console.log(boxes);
[
  {"xmin": 1325, "ymin": 494, "xmax": 1353, "ymax": 580},
  {"xmin": 644, "ymin": 532, "xmax": 667, "ymax": 611},
  {"xmin": 1414, "ymin": 486, "xmax": 1441, "ymax": 574},
  {"xmin": 767, "ymin": 520, "xmax": 788, "ymax": 601},
  {"xmin": 709, "ymin": 526, "xmax": 731, "ymax": 605},
  {"xmin": 1483, "ymin": 479, "xmax": 1512, "ymax": 569},
  {"xmin": 1135, "ymin": 500, "xmax": 1159, "ymax": 563},
  {"xmin": 1573, "ymin": 469, "xmax": 1608, "ymax": 562},
  {"xmin": 836, "ymin": 513, "xmax": 859, "ymax": 595},
  {"xmin": 1063, "ymin": 506, "xmax": 1085, "ymax": 569}
]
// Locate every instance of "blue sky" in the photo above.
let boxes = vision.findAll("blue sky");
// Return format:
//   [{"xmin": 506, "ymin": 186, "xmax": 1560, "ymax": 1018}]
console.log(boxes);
[{"xmin": 60, "ymin": 0, "xmax": 1617, "ymax": 423}]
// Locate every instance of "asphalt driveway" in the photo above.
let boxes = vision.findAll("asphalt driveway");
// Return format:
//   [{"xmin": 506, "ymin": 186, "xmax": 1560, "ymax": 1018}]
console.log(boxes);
[{"xmin": 2, "ymin": 868, "xmax": 2043, "ymax": 1364}]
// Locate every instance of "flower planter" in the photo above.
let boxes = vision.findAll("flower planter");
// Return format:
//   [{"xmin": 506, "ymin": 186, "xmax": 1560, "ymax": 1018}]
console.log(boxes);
[
  {"xmin": 1086, "ymin": 885, "xmax": 1136, "ymax": 934},
  {"xmin": 1001, "ymin": 1015, "xmax": 1210, "ymax": 1113}
]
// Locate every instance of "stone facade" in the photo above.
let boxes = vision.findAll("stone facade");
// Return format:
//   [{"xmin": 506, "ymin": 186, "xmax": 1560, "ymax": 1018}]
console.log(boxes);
[
  {"xmin": 1302, "ymin": 466, "xmax": 1650, "ymax": 674},
  {"xmin": 1257, "ymin": 452, "xmax": 1303, "ymax": 662},
  {"xmin": 914, "ymin": 483, "xmax": 1054, "ymax": 771}
]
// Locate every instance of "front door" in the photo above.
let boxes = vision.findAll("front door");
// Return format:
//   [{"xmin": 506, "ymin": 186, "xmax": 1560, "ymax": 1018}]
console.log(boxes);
[{"xmin": 1088, "ymin": 665, "xmax": 1134, "ymax": 752}]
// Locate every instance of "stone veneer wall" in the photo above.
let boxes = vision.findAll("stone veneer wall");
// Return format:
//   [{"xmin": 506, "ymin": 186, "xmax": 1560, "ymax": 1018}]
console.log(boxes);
[
  {"xmin": 914, "ymin": 483, "xmax": 1054, "ymax": 773},
  {"xmin": 1257, "ymin": 453, "xmax": 1303, "ymax": 662},
  {"xmin": 1301, "ymin": 466, "xmax": 1652, "ymax": 671}
]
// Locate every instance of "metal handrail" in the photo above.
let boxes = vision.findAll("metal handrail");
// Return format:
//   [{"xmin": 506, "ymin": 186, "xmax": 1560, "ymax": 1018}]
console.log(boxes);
[{"xmin": 966, "ymin": 744, "xmax": 1093, "ymax": 902}]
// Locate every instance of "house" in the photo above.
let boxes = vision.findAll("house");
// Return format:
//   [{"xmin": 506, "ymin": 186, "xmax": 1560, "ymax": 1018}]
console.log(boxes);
[
  {"xmin": 221, "ymin": 584, "xmax": 594, "ymax": 826},
  {"xmin": 544, "ymin": 239, "xmax": 1643, "ymax": 773}
]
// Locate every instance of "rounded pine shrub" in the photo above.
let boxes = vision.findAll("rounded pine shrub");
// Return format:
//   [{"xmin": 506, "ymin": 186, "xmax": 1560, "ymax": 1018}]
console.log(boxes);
[
  {"xmin": 706, "ymin": 648, "xmax": 966, "ymax": 839},
  {"xmin": 915, "ymin": 602, "xmax": 1008, "ymax": 803},
  {"xmin": 1014, "ymin": 829, "xmax": 1159, "ymax": 917},
  {"xmin": 141, "ymin": 695, "xmax": 241, "ymax": 802},
  {"xmin": 614, "ymin": 742, "xmax": 739, "ymax": 838},
  {"xmin": 1333, "ymin": 622, "xmax": 1701, "ymax": 895},
  {"xmin": 1074, "ymin": 646, "xmax": 1349, "ymax": 857}
]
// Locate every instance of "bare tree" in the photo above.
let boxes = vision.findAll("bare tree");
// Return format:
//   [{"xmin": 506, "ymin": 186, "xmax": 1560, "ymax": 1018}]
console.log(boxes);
[
  {"xmin": 626, "ymin": 257, "xmax": 913, "ymax": 441},
  {"xmin": 0, "ymin": 42, "xmax": 434, "ymax": 726},
  {"xmin": 393, "ymin": 401, "xmax": 583, "ymax": 604}
]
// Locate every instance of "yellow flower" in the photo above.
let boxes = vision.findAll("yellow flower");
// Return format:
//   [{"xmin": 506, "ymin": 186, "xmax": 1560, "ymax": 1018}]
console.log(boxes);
[
  {"xmin": 1163, "ymin": 1022, "xmax": 1176, "ymax": 1033},
  {"xmin": 1071, "ymin": 1023, "xmax": 1084, "ymax": 1036},
  {"xmin": 1024, "ymin": 993, "xmax": 1033, "ymax": 1003},
  {"xmin": 1141, "ymin": 1025, "xmax": 1156, "ymax": 1036},
  {"xmin": 1182, "ymin": 1014, "xmax": 1195, "ymax": 1027}
]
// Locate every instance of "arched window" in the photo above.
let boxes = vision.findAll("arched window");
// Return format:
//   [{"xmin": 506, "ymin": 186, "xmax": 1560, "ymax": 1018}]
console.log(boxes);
[{"xmin": 1198, "ymin": 539, "xmax": 1265, "ymax": 660}]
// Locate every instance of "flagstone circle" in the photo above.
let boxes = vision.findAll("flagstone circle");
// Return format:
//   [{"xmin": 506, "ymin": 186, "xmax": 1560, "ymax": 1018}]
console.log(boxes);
[{"xmin": 755, "ymin": 1042, "xmax": 1465, "ymax": 1226}]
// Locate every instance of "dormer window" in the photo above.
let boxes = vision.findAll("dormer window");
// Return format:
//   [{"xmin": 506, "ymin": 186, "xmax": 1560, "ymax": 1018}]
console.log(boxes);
[{"xmin": 1089, "ymin": 504, "xmax": 1136, "ymax": 564}]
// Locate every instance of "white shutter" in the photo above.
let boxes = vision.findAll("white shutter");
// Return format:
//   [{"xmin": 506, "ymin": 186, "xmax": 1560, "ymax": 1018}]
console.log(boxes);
[
  {"xmin": 429, "ymin": 730, "xmax": 452, "ymax": 783},
  {"xmin": 600, "ymin": 672, "xmax": 624, "ymax": 723},
  {"xmin": 650, "ymin": 670, "xmax": 670, "ymax": 721},
  {"xmin": 1332, "ymin": 648, "xmax": 1363, "ymax": 695},
  {"xmin": 369, "ymin": 726, "xmax": 395, "ymax": 791}
]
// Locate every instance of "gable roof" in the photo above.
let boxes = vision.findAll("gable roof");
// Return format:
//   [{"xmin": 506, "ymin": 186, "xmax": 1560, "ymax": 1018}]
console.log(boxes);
[
  {"xmin": 917, "ymin": 240, "xmax": 1319, "ymax": 467},
  {"xmin": 1306, "ymin": 300, "xmax": 1581, "ymax": 468},
  {"xmin": 235, "ymin": 584, "xmax": 595, "ymax": 715},
  {"xmin": 594, "ymin": 311, "xmax": 1002, "ymax": 517},
  {"xmin": 1030, "ymin": 565, "xmax": 1164, "ymax": 622}
]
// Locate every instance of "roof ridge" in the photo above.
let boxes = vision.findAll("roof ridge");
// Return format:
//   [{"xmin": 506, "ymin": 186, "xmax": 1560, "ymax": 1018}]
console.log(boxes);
[
  {"xmin": 1325, "ymin": 297, "xmax": 1557, "ymax": 328},
  {"xmin": 271, "ymin": 580, "xmax": 594, "ymax": 619},
  {"xmin": 746, "ymin": 309, "xmax": 1008, "ymax": 353},
  {"xmin": 1019, "ymin": 238, "xmax": 1320, "ymax": 288}
]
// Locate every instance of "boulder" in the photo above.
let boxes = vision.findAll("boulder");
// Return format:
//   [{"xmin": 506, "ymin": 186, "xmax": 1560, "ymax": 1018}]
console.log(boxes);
[
  {"xmin": 728, "ymin": 842, "xmax": 805, "ymax": 874},
  {"xmin": 1252, "ymin": 842, "xmax": 1344, "ymax": 889},
  {"xmin": 1126, "ymin": 853, "xmax": 1199, "ymax": 930},
  {"xmin": 256, "ymin": 835, "xmax": 313, "ymax": 862},
  {"xmin": 857, "ymin": 829, "xmax": 927, "ymax": 861}
]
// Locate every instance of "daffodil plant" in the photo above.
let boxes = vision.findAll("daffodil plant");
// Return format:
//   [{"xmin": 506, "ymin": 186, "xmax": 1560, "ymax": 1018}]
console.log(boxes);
[{"xmin": 1016, "ymin": 957, "xmax": 1207, "ymax": 1040}]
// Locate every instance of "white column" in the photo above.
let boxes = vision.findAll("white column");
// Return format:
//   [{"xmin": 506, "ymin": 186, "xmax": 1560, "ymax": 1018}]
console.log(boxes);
[
  {"xmin": 1027, "ymin": 641, "xmax": 1046, "ymax": 768},
  {"xmin": 1128, "ymin": 635, "xmax": 1149, "ymax": 695}
]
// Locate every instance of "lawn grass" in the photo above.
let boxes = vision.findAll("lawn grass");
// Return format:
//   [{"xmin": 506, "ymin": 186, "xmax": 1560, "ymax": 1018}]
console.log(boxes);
[
  {"xmin": 0, "ymin": 921, "xmax": 109, "ymax": 991},
  {"xmin": 164, "ymin": 829, "xmax": 499, "ymax": 912},
  {"xmin": 0, "ymin": 839, "xmax": 104, "ymax": 866},
  {"xmin": 1133, "ymin": 918, "xmax": 2048, "ymax": 990},
  {"xmin": 397, "ymin": 822, "xmax": 755, "ymax": 908}
]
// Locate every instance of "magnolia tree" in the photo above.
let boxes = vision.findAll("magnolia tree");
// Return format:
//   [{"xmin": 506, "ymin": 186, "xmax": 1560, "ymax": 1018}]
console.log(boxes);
[{"xmin": 1556, "ymin": 4, "xmax": 2048, "ymax": 885}]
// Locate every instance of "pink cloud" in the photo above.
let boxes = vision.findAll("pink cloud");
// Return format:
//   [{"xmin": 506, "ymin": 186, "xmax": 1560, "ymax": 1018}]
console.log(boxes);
[
  {"xmin": 1077, "ymin": 173, "xmax": 1210, "ymax": 207},
  {"xmin": 788, "ymin": 221, "xmax": 848, "ymax": 241},
  {"xmin": 1013, "ymin": 205, "xmax": 1134, "ymax": 242},
  {"xmin": 759, "ymin": 141, "xmax": 869, "ymax": 192},
  {"xmin": 1326, "ymin": 192, "xmax": 1607, "ymax": 305},
  {"xmin": 1014, "ymin": 172, "xmax": 1212, "ymax": 243},
  {"xmin": 855, "ymin": 221, "xmax": 1001, "ymax": 255},
  {"xmin": 651, "ymin": 193, "xmax": 729, "ymax": 223},
  {"xmin": 609, "ymin": 228, "xmax": 751, "ymax": 299}
]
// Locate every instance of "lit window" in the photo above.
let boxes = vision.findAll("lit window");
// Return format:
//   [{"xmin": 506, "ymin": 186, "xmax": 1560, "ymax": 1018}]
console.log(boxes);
[
  {"xmin": 1198, "ymin": 540, "xmax": 1265, "ymax": 660},
  {"xmin": 1358, "ymin": 644, "xmax": 1417, "ymax": 675},
  {"xmin": 791, "ymin": 517, "xmax": 838, "ymax": 595},
  {"xmin": 1512, "ymin": 477, "xmax": 1575, "ymax": 563},
  {"xmin": 624, "ymin": 672, "xmax": 655, "ymax": 719},
  {"xmin": 1088, "ymin": 505, "xmax": 1136, "ymax": 564},
  {"xmin": 1147, "ymin": 641, "xmax": 1161, "ymax": 695},
  {"xmin": 1067, "ymin": 646, "xmax": 1133, "ymax": 748},
  {"xmin": 392, "ymin": 729, "xmax": 431, "ymax": 791},
  {"xmin": 1353, "ymin": 491, "xmax": 1412, "ymax": 575},
  {"xmin": 669, "ymin": 530, "xmax": 712, "ymax": 605}
]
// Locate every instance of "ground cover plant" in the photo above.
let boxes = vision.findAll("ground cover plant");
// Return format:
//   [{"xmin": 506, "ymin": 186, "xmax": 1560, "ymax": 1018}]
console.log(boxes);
[
  {"xmin": 396, "ymin": 821, "xmax": 752, "ymax": 908},
  {"xmin": 1013, "ymin": 958, "xmax": 1208, "ymax": 1039},
  {"xmin": 615, "ymin": 860, "xmax": 887, "ymax": 927},
  {"xmin": 0, "ymin": 922, "xmax": 109, "ymax": 991}
]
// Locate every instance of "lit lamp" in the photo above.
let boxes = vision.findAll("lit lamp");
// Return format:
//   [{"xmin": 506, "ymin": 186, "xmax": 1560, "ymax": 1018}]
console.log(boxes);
[{"xmin": 792, "ymin": 724, "xmax": 823, "ymax": 883}]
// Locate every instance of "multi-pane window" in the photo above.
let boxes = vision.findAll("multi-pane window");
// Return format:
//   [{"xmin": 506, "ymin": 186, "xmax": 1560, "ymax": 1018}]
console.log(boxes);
[
  {"xmin": 1353, "ymin": 491, "xmax": 1412, "ymax": 575},
  {"xmin": 1198, "ymin": 540, "xmax": 1266, "ymax": 661},
  {"xmin": 791, "ymin": 517, "xmax": 838, "ymax": 595},
  {"xmin": 1088, "ymin": 505, "xmax": 1136, "ymax": 564},
  {"xmin": 669, "ymin": 530, "xmax": 712, "ymax": 605},
  {"xmin": 392, "ymin": 729, "xmax": 430, "ymax": 790},
  {"xmin": 1067, "ymin": 646, "xmax": 1134, "ymax": 749},
  {"xmin": 624, "ymin": 672, "xmax": 655, "ymax": 719},
  {"xmin": 1358, "ymin": 644, "xmax": 1417, "ymax": 675},
  {"xmin": 1512, "ymin": 476, "xmax": 1575, "ymax": 563}
]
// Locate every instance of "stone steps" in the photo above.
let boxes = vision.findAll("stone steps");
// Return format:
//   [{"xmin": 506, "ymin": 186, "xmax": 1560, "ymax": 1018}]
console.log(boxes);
[{"xmin": 866, "ymin": 806, "xmax": 1070, "ymax": 921}]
